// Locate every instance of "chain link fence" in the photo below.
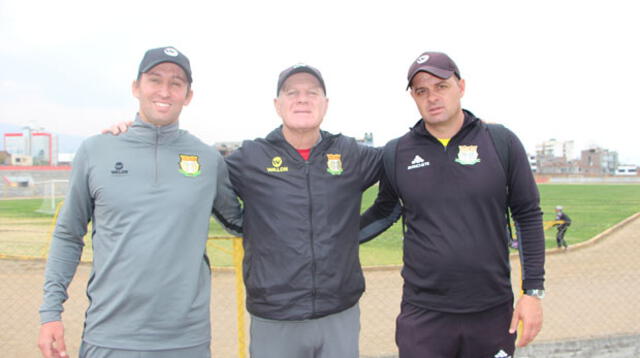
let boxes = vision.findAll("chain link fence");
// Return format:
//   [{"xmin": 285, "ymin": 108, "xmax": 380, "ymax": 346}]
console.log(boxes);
[{"xmin": 1, "ymin": 180, "xmax": 639, "ymax": 357}]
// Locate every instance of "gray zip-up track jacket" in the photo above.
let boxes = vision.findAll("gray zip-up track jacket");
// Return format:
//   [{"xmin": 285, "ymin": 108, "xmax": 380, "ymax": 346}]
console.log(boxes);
[
  {"xmin": 39, "ymin": 117, "xmax": 242, "ymax": 350},
  {"xmin": 226, "ymin": 127, "xmax": 383, "ymax": 321}
]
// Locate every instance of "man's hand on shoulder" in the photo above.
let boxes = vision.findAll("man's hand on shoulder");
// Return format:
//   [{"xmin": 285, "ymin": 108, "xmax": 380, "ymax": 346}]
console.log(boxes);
[
  {"xmin": 101, "ymin": 121, "xmax": 133, "ymax": 135},
  {"xmin": 38, "ymin": 321, "xmax": 67, "ymax": 358},
  {"xmin": 509, "ymin": 294, "xmax": 543, "ymax": 347}
]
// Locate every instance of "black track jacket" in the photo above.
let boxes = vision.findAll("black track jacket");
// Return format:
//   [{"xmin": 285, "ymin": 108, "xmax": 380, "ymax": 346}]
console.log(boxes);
[
  {"xmin": 361, "ymin": 110, "xmax": 545, "ymax": 313},
  {"xmin": 226, "ymin": 127, "xmax": 383, "ymax": 320}
]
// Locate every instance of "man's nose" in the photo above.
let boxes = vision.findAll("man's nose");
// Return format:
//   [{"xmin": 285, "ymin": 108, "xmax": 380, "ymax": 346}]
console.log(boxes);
[
  {"xmin": 296, "ymin": 93, "xmax": 309, "ymax": 103},
  {"xmin": 427, "ymin": 91, "xmax": 439, "ymax": 103},
  {"xmin": 158, "ymin": 83, "xmax": 171, "ymax": 97}
]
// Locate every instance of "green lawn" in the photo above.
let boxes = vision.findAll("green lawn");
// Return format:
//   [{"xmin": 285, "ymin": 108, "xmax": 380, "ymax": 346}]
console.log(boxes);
[
  {"xmin": 0, "ymin": 198, "xmax": 63, "ymax": 220},
  {"xmin": 357, "ymin": 184, "xmax": 640, "ymax": 265},
  {"xmin": 2, "ymin": 184, "xmax": 639, "ymax": 266},
  {"xmin": 0, "ymin": 198, "xmax": 236, "ymax": 264},
  {"xmin": 538, "ymin": 185, "xmax": 640, "ymax": 246}
]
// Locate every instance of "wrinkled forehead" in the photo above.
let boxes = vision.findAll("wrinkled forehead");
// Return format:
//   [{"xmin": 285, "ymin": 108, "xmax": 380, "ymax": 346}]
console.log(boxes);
[{"xmin": 281, "ymin": 72, "xmax": 324, "ymax": 91}]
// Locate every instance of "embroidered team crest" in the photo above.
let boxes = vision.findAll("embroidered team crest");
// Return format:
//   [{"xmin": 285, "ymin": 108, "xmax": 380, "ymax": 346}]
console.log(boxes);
[
  {"xmin": 178, "ymin": 154, "xmax": 201, "ymax": 177},
  {"xmin": 454, "ymin": 145, "xmax": 481, "ymax": 165},
  {"xmin": 326, "ymin": 154, "xmax": 343, "ymax": 175}
]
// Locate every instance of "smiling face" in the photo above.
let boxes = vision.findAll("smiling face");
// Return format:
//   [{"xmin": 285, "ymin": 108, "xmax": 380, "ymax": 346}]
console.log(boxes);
[
  {"xmin": 409, "ymin": 71, "xmax": 465, "ymax": 130},
  {"xmin": 274, "ymin": 72, "xmax": 328, "ymax": 134},
  {"xmin": 132, "ymin": 62, "xmax": 193, "ymax": 127}
]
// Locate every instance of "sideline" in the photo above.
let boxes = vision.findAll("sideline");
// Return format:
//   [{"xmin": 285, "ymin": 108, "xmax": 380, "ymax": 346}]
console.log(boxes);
[
  {"xmin": 535, "ymin": 212, "xmax": 640, "ymax": 257},
  {"xmin": 358, "ymin": 212, "xmax": 640, "ymax": 271}
]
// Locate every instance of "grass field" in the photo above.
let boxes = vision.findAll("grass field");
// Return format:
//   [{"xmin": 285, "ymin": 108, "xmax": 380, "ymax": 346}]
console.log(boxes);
[
  {"xmin": 357, "ymin": 184, "xmax": 640, "ymax": 265},
  {"xmin": 1, "ymin": 184, "xmax": 639, "ymax": 266}
]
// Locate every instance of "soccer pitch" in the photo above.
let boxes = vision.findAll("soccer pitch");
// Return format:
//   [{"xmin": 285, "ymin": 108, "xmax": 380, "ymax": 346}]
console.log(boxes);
[
  {"xmin": 1, "ymin": 184, "xmax": 638, "ymax": 266},
  {"xmin": 356, "ymin": 184, "xmax": 640, "ymax": 265}
]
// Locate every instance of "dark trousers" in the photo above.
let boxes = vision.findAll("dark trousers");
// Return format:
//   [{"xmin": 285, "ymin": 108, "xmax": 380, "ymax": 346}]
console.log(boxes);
[
  {"xmin": 556, "ymin": 225, "xmax": 569, "ymax": 248},
  {"xmin": 396, "ymin": 301, "xmax": 516, "ymax": 358}
]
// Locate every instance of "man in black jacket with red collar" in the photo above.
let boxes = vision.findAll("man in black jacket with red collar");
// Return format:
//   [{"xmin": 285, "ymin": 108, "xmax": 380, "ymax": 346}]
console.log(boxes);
[
  {"xmin": 226, "ymin": 64, "xmax": 383, "ymax": 358},
  {"xmin": 361, "ymin": 52, "xmax": 546, "ymax": 358}
]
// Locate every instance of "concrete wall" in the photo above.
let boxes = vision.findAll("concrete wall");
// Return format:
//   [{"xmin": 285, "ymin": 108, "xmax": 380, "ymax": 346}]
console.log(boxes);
[{"xmin": 0, "ymin": 168, "xmax": 71, "ymax": 198}]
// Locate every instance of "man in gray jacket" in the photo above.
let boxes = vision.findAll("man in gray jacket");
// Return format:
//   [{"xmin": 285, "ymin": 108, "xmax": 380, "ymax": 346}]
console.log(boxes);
[
  {"xmin": 37, "ymin": 47, "xmax": 242, "ymax": 358},
  {"xmin": 225, "ymin": 64, "xmax": 383, "ymax": 358}
]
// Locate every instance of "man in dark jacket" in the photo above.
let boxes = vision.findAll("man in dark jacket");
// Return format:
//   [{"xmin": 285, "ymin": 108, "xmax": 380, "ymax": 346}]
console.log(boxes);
[
  {"xmin": 361, "ymin": 52, "xmax": 546, "ymax": 358},
  {"xmin": 554, "ymin": 205, "xmax": 571, "ymax": 249},
  {"xmin": 225, "ymin": 64, "xmax": 383, "ymax": 358}
]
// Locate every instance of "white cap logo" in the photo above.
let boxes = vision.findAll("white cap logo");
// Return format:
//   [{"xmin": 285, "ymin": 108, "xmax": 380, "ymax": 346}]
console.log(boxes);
[
  {"xmin": 164, "ymin": 47, "xmax": 179, "ymax": 57},
  {"xmin": 416, "ymin": 55, "xmax": 429, "ymax": 64}
]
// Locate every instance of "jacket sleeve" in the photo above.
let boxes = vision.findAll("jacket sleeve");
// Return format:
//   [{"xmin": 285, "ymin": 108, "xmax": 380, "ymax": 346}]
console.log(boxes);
[
  {"xmin": 359, "ymin": 167, "xmax": 402, "ymax": 244},
  {"xmin": 357, "ymin": 144, "xmax": 384, "ymax": 191},
  {"xmin": 39, "ymin": 143, "xmax": 93, "ymax": 323},
  {"xmin": 506, "ymin": 130, "xmax": 546, "ymax": 291},
  {"xmin": 211, "ymin": 152, "xmax": 243, "ymax": 237},
  {"xmin": 224, "ymin": 146, "xmax": 245, "ymax": 199}
]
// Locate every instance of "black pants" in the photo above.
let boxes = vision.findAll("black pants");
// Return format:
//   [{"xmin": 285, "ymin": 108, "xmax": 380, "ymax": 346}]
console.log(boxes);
[
  {"xmin": 556, "ymin": 225, "xmax": 569, "ymax": 248},
  {"xmin": 396, "ymin": 301, "xmax": 516, "ymax": 358}
]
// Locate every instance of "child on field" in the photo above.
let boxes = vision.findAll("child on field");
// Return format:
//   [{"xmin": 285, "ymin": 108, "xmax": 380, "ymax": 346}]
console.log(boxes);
[{"xmin": 554, "ymin": 206, "xmax": 571, "ymax": 249}]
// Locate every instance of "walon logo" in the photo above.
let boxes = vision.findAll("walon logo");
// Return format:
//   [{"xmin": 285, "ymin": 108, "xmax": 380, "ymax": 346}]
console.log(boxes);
[{"xmin": 111, "ymin": 162, "xmax": 129, "ymax": 175}]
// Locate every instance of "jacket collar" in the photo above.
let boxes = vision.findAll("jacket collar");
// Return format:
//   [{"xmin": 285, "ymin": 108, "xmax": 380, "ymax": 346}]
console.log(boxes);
[
  {"xmin": 410, "ymin": 109, "xmax": 479, "ymax": 139},
  {"xmin": 126, "ymin": 114, "xmax": 181, "ymax": 145},
  {"xmin": 265, "ymin": 126, "xmax": 340, "ymax": 159}
]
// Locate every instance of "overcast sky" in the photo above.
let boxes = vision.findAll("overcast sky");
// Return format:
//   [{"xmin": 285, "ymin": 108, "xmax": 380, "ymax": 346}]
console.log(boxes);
[{"xmin": 1, "ymin": 0, "xmax": 638, "ymax": 164}]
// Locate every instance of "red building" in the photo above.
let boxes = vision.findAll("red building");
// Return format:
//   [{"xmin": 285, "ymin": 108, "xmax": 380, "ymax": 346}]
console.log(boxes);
[{"xmin": 3, "ymin": 128, "xmax": 58, "ymax": 166}]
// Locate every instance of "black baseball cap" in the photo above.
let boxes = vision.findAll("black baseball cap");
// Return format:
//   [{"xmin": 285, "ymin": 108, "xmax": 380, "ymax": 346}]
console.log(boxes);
[
  {"xmin": 407, "ymin": 51, "xmax": 460, "ymax": 89},
  {"xmin": 138, "ymin": 46, "xmax": 192, "ymax": 84},
  {"xmin": 277, "ymin": 63, "xmax": 326, "ymax": 95}
]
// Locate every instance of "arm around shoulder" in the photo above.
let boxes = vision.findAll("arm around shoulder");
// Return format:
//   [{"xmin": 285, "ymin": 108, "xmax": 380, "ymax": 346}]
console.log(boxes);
[
  {"xmin": 357, "ymin": 144, "xmax": 384, "ymax": 190},
  {"xmin": 212, "ymin": 152, "xmax": 243, "ymax": 237},
  {"xmin": 360, "ymin": 171, "xmax": 402, "ymax": 244}
]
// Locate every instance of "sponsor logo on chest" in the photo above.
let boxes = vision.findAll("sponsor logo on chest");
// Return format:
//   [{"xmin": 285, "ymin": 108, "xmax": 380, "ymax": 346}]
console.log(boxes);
[
  {"xmin": 493, "ymin": 349, "xmax": 512, "ymax": 358},
  {"xmin": 111, "ymin": 161, "xmax": 128, "ymax": 175},
  {"xmin": 407, "ymin": 155, "xmax": 430, "ymax": 170},
  {"xmin": 266, "ymin": 156, "xmax": 289, "ymax": 173}
]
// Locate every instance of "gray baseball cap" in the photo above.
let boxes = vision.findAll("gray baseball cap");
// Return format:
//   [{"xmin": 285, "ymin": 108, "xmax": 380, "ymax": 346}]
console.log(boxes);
[
  {"xmin": 277, "ymin": 63, "xmax": 326, "ymax": 95},
  {"xmin": 407, "ymin": 51, "xmax": 460, "ymax": 89},
  {"xmin": 138, "ymin": 46, "xmax": 192, "ymax": 84}
]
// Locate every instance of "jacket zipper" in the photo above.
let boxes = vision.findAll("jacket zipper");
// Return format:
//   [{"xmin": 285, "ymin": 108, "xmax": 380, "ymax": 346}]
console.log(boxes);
[
  {"xmin": 154, "ymin": 128, "xmax": 159, "ymax": 185},
  {"xmin": 304, "ymin": 160, "xmax": 317, "ymax": 315}
]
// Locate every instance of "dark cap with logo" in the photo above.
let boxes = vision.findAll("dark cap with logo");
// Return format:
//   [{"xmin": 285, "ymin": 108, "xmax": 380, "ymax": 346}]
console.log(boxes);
[
  {"xmin": 407, "ymin": 51, "xmax": 460, "ymax": 89},
  {"xmin": 277, "ymin": 63, "xmax": 326, "ymax": 95},
  {"xmin": 138, "ymin": 46, "xmax": 192, "ymax": 84}
]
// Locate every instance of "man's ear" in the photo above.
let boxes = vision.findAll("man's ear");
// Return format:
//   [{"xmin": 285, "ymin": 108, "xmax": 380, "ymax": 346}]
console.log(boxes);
[
  {"xmin": 132, "ymin": 80, "xmax": 140, "ymax": 99},
  {"xmin": 274, "ymin": 97, "xmax": 282, "ymax": 118},
  {"xmin": 184, "ymin": 88, "xmax": 194, "ymax": 106},
  {"xmin": 458, "ymin": 78, "xmax": 466, "ymax": 98}
]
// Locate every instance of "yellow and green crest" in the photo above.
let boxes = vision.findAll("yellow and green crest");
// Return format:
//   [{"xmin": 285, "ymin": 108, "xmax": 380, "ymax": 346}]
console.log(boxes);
[{"xmin": 179, "ymin": 154, "xmax": 201, "ymax": 177}]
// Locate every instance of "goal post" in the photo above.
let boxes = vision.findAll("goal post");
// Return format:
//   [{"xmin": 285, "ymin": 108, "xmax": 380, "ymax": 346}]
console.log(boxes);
[{"xmin": 35, "ymin": 179, "xmax": 69, "ymax": 215}]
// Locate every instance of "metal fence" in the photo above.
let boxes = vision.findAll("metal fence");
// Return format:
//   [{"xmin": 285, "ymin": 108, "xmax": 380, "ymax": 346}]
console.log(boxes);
[{"xmin": 1, "ymin": 188, "xmax": 639, "ymax": 357}]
